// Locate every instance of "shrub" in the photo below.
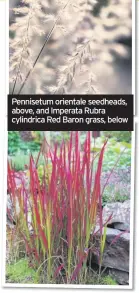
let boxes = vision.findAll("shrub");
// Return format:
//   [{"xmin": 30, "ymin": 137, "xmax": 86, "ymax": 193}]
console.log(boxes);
[
  {"xmin": 7, "ymin": 132, "xmax": 111, "ymax": 284},
  {"xmin": 8, "ymin": 131, "xmax": 42, "ymax": 155}
]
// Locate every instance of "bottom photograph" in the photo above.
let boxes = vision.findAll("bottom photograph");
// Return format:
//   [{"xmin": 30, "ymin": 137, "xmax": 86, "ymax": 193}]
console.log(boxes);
[{"xmin": 6, "ymin": 131, "xmax": 132, "ymax": 286}]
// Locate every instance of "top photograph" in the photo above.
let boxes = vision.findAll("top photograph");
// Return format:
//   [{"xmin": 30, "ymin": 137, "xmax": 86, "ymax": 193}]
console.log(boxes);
[{"xmin": 9, "ymin": 0, "xmax": 132, "ymax": 95}]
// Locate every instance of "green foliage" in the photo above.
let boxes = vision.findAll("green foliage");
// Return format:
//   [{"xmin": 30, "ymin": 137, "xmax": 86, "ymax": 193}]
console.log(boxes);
[
  {"xmin": 8, "ymin": 132, "xmax": 20, "ymax": 154},
  {"xmin": 103, "ymin": 131, "xmax": 131, "ymax": 143},
  {"xmin": 102, "ymin": 191, "xmax": 129, "ymax": 206},
  {"xmin": 31, "ymin": 131, "xmax": 44, "ymax": 143},
  {"xmin": 9, "ymin": 151, "xmax": 44, "ymax": 171},
  {"xmin": 91, "ymin": 137, "xmax": 131, "ymax": 172},
  {"xmin": 101, "ymin": 275, "xmax": 117, "ymax": 285},
  {"xmin": 8, "ymin": 131, "xmax": 41, "ymax": 155},
  {"xmin": 103, "ymin": 146, "xmax": 131, "ymax": 172},
  {"xmin": 18, "ymin": 140, "xmax": 41, "ymax": 153},
  {"xmin": 6, "ymin": 259, "xmax": 39, "ymax": 284},
  {"xmin": 9, "ymin": 152, "xmax": 30, "ymax": 171}
]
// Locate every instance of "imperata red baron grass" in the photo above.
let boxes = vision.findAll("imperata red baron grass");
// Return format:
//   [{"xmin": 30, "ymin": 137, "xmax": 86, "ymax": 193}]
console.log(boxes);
[{"xmin": 7, "ymin": 132, "xmax": 113, "ymax": 284}]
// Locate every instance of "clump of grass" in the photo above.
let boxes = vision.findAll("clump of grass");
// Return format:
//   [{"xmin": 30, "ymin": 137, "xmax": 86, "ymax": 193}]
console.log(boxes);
[
  {"xmin": 101, "ymin": 275, "xmax": 117, "ymax": 285},
  {"xmin": 7, "ymin": 132, "xmax": 119, "ymax": 284},
  {"xmin": 6, "ymin": 259, "xmax": 39, "ymax": 284}
]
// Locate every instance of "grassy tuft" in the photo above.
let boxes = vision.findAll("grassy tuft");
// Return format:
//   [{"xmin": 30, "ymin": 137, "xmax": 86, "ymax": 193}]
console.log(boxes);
[{"xmin": 6, "ymin": 259, "xmax": 39, "ymax": 284}]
